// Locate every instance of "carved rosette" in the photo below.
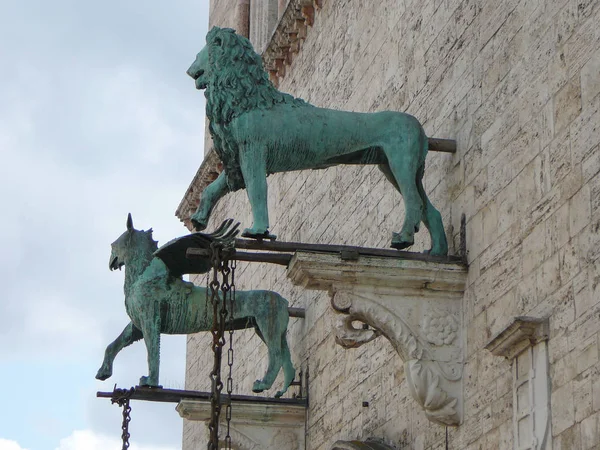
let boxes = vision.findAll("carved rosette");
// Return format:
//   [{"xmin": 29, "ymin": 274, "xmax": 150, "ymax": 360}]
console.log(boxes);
[{"xmin": 288, "ymin": 252, "xmax": 467, "ymax": 426}]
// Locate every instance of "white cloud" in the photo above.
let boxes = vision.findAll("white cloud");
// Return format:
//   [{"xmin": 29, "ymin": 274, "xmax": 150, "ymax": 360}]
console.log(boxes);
[
  {"xmin": 0, "ymin": 439, "xmax": 29, "ymax": 450},
  {"xmin": 56, "ymin": 430, "xmax": 178, "ymax": 450}
]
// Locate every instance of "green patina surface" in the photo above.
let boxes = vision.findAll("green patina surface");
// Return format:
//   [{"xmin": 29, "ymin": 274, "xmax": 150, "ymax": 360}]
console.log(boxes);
[
  {"xmin": 96, "ymin": 214, "xmax": 295, "ymax": 397},
  {"xmin": 187, "ymin": 26, "xmax": 448, "ymax": 256}
]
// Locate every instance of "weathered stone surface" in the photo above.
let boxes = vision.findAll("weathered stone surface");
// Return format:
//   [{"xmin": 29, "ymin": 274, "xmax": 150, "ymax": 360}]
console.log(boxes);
[
  {"xmin": 288, "ymin": 252, "xmax": 467, "ymax": 425},
  {"xmin": 180, "ymin": 0, "xmax": 600, "ymax": 448}
]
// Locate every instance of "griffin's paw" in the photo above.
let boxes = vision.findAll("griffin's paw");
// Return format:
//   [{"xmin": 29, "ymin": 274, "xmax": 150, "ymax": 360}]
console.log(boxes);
[
  {"xmin": 274, "ymin": 389, "xmax": 287, "ymax": 398},
  {"xmin": 252, "ymin": 380, "xmax": 268, "ymax": 393},
  {"xmin": 95, "ymin": 366, "xmax": 112, "ymax": 381}
]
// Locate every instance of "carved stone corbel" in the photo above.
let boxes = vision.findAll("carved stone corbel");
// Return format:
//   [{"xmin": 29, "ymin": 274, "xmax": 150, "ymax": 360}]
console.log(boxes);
[{"xmin": 287, "ymin": 252, "xmax": 467, "ymax": 426}]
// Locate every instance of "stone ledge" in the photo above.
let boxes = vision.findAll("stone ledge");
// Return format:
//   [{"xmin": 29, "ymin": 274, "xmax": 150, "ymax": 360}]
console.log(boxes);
[
  {"xmin": 177, "ymin": 398, "xmax": 306, "ymax": 449},
  {"xmin": 287, "ymin": 251, "xmax": 467, "ymax": 426},
  {"xmin": 485, "ymin": 316, "xmax": 549, "ymax": 360}
]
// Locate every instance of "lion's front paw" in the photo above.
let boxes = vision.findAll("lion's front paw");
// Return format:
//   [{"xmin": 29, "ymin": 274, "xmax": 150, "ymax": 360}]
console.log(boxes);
[
  {"xmin": 96, "ymin": 365, "xmax": 112, "ymax": 381},
  {"xmin": 242, "ymin": 228, "xmax": 277, "ymax": 240},
  {"xmin": 391, "ymin": 231, "xmax": 414, "ymax": 250},
  {"xmin": 191, "ymin": 213, "xmax": 208, "ymax": 231}
]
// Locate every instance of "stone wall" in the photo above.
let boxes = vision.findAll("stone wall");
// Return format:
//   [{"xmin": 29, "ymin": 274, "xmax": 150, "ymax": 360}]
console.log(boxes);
[{"xmin": 182, "ymin": 0, "xmax": 600, "ymax": 448}]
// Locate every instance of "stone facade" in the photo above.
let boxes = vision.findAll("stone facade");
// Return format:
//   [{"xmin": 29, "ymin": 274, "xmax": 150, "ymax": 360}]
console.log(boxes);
[{"xmin": 180, "ymin": 0, "xmax": 600, "ymax": 448}]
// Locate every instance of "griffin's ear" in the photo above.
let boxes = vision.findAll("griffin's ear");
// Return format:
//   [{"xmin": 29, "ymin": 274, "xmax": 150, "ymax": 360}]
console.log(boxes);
[{"xmin": 127, "ymin": 213, "xmax": 134, "ymax": 231}]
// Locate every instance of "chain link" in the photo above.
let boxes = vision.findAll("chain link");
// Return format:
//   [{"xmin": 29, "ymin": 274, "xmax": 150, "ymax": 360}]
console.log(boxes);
[
  {"xmin": 120, "ymin": 399, "xmax": 131, "ymax": 449},
  {"xmin": 224, "ymin": 259, "xmax": 236, "ymax": 449},
  {"xmin": 111, "ymin": 387, "xmax": 134, "ymax": 450}
]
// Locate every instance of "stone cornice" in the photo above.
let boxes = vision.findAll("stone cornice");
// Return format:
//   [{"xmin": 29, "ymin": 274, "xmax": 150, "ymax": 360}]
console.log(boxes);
[
  {"xmin": 485, "ymin": 316, "xmax": 549, "ymax": 360},
  {"xmin": 262, "ymin": 0, "xmax": 322, "ymax": 87},
  {"xmin": 174, "ymin": 149, "xmax": 221, "ymax": 228}
]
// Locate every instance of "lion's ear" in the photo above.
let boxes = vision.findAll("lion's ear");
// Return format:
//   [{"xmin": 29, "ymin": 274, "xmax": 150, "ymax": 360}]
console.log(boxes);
[{"xmin": 213, "ymin": 36, "xmax": 222, "ymax": 47}]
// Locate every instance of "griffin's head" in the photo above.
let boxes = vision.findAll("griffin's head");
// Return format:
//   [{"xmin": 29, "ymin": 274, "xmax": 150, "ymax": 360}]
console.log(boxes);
[
  {"xmin": 109, "ymin": 213, "xmax": 156, "ymax": 271},
  {"xmin": 186, "ymin": 45, "xmax": 209, "ymax": 90}
]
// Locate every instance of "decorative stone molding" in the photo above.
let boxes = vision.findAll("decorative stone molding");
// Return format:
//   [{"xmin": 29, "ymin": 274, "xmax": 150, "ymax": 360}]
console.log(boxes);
[
  {"xmin": 177, "ymin": 399, "xmax": 306, "ymax": 450},
  {"xmin": 262, "ymin": 0, "xmax": 323, "ymax": 86},
  {"xmin": 287, "ymin": 252, "xmax": 467, "ymax": 426},
  {"xmin": 485, "ymin": 317, "xmax": 552, "ymax": 449},
  {"xmin": 175, "ymin": 149, "xmax": 221, "ymax": 228},
  {"xmin": 485, "ymin": 316, "xmax": 549, "ymax": 360}
]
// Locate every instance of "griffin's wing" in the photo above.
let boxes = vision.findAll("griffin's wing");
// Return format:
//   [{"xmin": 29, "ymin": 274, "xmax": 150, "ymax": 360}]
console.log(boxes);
[{"xmin": 154, "ymin": 220, "xmax": 240, "ymax": 277}]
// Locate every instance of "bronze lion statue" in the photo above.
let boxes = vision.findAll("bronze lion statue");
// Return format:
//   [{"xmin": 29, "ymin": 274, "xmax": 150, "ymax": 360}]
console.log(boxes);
[{"xmin": 186, "ymin": 27, "xmax": 448, "ymax": 256}]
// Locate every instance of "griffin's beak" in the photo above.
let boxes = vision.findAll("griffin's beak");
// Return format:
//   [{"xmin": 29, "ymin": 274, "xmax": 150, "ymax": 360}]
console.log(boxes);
[{"xmin": 109, "ymin": 255, "xmax": 122, "ymax": 271}]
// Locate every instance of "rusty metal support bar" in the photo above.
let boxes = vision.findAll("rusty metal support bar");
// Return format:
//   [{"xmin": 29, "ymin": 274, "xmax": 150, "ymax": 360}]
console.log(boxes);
[
  {"xmin": 288, "ymin": 307, "xmax": 305, "ymax": 318},
  {"xmin": 231, "ymin": 239, "xmax": 464, "ymax": 264},
  {"xmin": 98, "ymin": 386, "xmax": 308, "ymax": 406},
  {"xmin": 428, "ymin": 138, "xmax": 456, "ymax": 153},
  {"xmin": 187, "ymin": 239, "xmax": 463, "ymax": 265}
]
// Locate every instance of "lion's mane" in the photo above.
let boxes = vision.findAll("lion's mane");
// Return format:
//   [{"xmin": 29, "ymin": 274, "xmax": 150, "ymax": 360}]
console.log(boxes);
[{"xmin": 204, "ymin": 27, "xmax": 308, "ymax": 191}]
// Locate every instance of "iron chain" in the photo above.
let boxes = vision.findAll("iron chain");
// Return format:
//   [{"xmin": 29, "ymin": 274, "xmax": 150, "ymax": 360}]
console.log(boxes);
[
  {"xmin": 110, "ymin": 387, "xmax": 134, "ymax": 450},
  {"xmin": 224, "ymin": 259, "xmax": 236, "ymax": 449},
  {"xmin": 207, "ymin": 242, "xmax": 235, "ymax": 450}
]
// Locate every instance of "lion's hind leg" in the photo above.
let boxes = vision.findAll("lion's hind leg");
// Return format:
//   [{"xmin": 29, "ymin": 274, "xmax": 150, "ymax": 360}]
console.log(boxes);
[
  {"xmin": 275, "ymin": 334, "xmax": 295, "ymax": 398},
  {"xmin": 380, "ymin": 143, "xmax": 424, "ymax": 250},
  {"xmin": 416, "ymin": 164, "xmax": 448, "ymax": 256}
]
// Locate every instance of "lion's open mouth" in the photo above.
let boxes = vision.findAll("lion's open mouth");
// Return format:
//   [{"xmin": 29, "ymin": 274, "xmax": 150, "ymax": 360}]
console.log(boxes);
[
  {"xmin": 195, "ymin": 77, "xmax": 207, "ymax": 90},
  {"xmin": 188, "ymin": 68, "xmax": 207, "ymax": 90},
  {"xmin": 109, "ymin": 256, "xmax": 124, "ymax": 271}
]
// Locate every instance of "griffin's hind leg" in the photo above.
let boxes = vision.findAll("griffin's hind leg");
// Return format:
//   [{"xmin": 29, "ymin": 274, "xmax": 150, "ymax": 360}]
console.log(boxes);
[
  {"xmin": 251, "ymin": 318, "xmax": 284, "ymax": 393},
  {"xmin": 251, "ymin": 293, "xmax": 289, "ymax": 394}
]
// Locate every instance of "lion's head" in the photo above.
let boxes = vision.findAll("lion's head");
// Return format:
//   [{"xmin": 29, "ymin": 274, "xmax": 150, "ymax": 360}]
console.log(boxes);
[{"xmin": 187, "ymin": 27, "xmax": 305, "ymax": 126}]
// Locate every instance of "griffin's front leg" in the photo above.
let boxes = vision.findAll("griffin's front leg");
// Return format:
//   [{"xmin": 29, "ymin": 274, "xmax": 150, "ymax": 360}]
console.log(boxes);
[
  {"xmin": 191, "ymin": 171, "xmax": 230, "ymax": 231},
  {"xmin": 239, "ymin": 147, "xmax": 276, "ymax": 239},
  {"xmin": 140, "ymin": 322, "xmax": 161, "ymax": 387},
  {"xmin": 96, "ymin": 322, "xmax": 143, "ymax": 380}
]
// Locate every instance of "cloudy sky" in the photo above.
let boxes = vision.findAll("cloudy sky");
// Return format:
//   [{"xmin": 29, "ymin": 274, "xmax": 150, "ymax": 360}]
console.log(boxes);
[{"xmin": 0, "ymin": 1, "xmax": 209, "ymax": 449}]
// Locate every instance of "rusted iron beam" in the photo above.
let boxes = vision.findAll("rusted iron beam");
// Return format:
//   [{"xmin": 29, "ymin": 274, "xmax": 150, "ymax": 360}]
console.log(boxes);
[
  {"xmin": 428, "ymin": 138, "xmax": 456, "ymax": 153},
  {"xmin": 288, "ymin": 307, "xmax": 305, "ymax": 318},
  {"xmin": 187, "ymin": 248, "xmax": 293, "ymax": 266},
  {"xmin": 233, "ymin": 239, "xmax": 464, "ymax": 264},
  {"xmin": 97, "ymin": 386, "xmax": 307, "ymax": 406}
]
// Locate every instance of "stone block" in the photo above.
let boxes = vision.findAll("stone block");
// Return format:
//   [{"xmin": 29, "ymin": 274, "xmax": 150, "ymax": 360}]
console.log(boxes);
[
  {"xmin": 580, "ymin": 411, "xmax": 600, "ymax": 450},
  {"xmin": 554, "ymin": 76, "xmax": 582, "ymax": 134},
  {"xmin": 570, "ymin": 185, "xmax": 591, "ymax": 237},
  {"xmin": 552, "ymin": 382, "xmax": 575, "ymax": 434},
  {"xmin": 581, "ymin": 48, "xmax": 600, "ymax": 108}
]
